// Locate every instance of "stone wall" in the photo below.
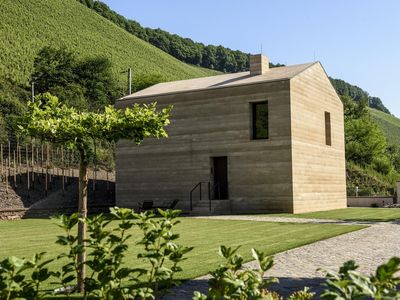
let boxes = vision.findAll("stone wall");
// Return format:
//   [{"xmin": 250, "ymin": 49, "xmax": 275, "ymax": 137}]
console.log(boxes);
[{"xmin": 0, "ymin": 205, "xmax": 112, "ymax": 220}]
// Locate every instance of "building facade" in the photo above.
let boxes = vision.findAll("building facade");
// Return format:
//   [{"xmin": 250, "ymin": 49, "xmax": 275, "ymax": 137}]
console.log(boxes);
[{"xmin": 115, "ymin": 55, "xmax": 346, "ymax": 214}]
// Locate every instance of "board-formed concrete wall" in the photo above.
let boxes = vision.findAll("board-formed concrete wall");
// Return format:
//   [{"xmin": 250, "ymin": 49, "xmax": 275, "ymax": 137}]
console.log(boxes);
[
  {"xmin": 116, "ymin": 62, "xmax": 347, "ymax": 214},
  {"xmin": 116, "ymin": 80, "xmax": 295, "ymax": 213},
  {"xmin": 290, "ymin": 63, "xmax": 347, "ymax": 213}
]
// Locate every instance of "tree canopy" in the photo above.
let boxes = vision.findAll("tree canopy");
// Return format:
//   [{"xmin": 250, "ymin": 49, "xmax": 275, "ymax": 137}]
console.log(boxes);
[
  {"xmin": 18, "ymin": 93, "xmax": 170, "ymax": 156},
  {"xmin": 32, "ymin": 47, "xmax": 119, "ymax": 111},
  {"xmin": 341, "ymin": 95, "xmax": 398, "ymax": 177}
]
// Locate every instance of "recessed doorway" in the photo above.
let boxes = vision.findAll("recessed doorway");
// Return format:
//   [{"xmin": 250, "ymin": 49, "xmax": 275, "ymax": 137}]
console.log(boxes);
[{"xmin": 212, "ymin": 156, "xmax": 228, "ymax": 199}]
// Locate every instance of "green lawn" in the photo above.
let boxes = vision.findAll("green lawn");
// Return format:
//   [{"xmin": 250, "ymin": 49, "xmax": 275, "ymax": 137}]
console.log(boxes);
[
  {"xmin": 0, "ymin": 218, "xmax": 365, "ymax": 283},
  {"xmin": 258, "ymin": 208, "xmax": 400, "ymax": 222}
]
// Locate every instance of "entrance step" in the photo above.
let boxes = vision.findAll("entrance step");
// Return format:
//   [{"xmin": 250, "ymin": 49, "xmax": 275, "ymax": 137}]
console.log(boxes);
[{"xmin": 190, "ymin": 199, "xmax": 231, "ymax": 216}]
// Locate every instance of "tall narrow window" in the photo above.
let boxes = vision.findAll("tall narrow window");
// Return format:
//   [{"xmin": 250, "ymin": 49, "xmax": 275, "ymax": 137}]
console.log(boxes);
[
  {"xmin": 252, "ymin": 101, "xmax": 269, "ymax": 139},
  {"xmin": 325, "ymin": 111, "xmax": 332, "ymax": 146}
]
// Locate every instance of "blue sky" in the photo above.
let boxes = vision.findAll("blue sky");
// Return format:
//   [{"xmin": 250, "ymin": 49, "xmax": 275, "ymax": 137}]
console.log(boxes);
[{"xmin": 103, "ymin": 0, "xmax": 400, "ymax": 117}]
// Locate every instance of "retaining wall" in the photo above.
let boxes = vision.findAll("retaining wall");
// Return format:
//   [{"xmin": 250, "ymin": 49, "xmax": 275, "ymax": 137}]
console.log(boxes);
[
  {"xmin": 347, "ymin": 196, "xmax": 395, "ymax": 208},
  {"xmin": 0, "ymin": 205, "xmax": 112, "ymax": 220}
]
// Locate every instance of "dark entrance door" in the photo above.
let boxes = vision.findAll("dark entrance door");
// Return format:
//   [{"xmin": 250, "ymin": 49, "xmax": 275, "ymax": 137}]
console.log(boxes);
[{"xmin": 212, "ymin": 157, "xmax": 228, "ymax": 199}]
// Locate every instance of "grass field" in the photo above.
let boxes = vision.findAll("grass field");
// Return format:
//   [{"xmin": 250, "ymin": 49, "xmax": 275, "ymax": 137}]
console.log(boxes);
[
  {"xmin": 258, "ymin": 208, "xmax": 400, "ymax": 222},
  {"xmin": 0, "ymin": 0, "xmax": 217, "ymax": 87},
  {"xmin": 370, "ymin": 108, "xmax": 400, "ymax": 145},
  {"xmin": 0, "ymin": 217, "xmax": 365, "ymax": 283}
]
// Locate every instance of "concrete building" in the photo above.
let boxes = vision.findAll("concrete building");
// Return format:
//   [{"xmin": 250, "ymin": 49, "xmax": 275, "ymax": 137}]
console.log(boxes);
[{"xmin": 115, "ymin": 54, "xmax": 346, "ymax": 214}]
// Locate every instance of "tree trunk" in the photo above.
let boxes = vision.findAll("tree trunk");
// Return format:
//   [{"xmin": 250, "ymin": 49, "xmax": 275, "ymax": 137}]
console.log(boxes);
[{"xmin": 77, "ymin": 152, "xmax": 88, "ymax": 293}]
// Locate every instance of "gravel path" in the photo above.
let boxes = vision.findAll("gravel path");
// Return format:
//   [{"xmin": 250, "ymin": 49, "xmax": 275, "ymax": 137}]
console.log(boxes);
[{"xmin": 165, "ymin": 216, "xmax": 400, "ymax": 299}]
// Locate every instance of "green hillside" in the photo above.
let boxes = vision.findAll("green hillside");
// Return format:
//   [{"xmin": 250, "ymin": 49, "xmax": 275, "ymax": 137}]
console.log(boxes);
[
  {"xmin": 0, "ymin": 0, "xmax": 217, "ymax": 89},
  {"xmin": 370, "ymin": 108, "xmax": 400, "ymax": 145}
]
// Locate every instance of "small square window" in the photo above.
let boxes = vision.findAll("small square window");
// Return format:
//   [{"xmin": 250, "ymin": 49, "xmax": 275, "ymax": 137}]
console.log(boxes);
[
  {"xmin": 325, "ymin": 111, "xmax": 332, "ymax": 146},
  {"xmin": 251, "ymin": 101, "xmax": 269, "ymax": 139}
]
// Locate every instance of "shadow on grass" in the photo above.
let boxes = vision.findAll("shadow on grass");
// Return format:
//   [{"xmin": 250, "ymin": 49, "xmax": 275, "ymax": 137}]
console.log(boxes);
[{"xmin": 163, "ymin": 276, "xmax": 326, "ymax": 299}]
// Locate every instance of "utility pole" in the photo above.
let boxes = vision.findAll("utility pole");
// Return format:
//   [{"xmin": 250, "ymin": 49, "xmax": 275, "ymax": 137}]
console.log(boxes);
[
  {"xmin": 121, "ymin": 68, "xmax": 133, "ymax": 96},
  {"xmin": 128, "ymin": 67, "xmax": 132, "ymax": 95},
  {"xmin": 31, "ymin": 81, "xmax": 35, "ymax": 103}
]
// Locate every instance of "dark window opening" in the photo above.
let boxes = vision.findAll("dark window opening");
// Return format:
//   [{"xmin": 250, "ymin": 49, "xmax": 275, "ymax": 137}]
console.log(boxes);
[
  {"xmin": 325, "ymin": 111, "xmax": 332, "ymax": 146},
  {"xmin": 252, "ymin": 101, "xmax": 269, "ymax": 139}
]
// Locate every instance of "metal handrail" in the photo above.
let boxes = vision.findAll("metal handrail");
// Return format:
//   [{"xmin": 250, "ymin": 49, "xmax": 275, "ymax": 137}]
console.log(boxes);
[
  {"xmin": 190, "ymin": 181, "xmax": 210, "ymax": 211},
  {"xmin": 190, "ymin": 181, "xmax": 224, "ymax": 211}
]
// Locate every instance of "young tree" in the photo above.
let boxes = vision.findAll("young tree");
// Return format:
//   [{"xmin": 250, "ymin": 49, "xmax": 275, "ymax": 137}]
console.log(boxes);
[{"xmin": 17, "ymin": 93, "xmax": 171, "ymax": 292}]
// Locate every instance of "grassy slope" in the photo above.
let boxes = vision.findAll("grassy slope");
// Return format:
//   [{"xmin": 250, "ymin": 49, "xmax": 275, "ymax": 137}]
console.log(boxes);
[
  {"xmin": 0, "ymin": 0, "xmax": 217, "ymax": 88},
  {"xmin": 0, "ymin": 218, "xmax": 364, "ymax": 283},
  {"xmin": 258, "ymin": 207, "xmax": 400, "ymax": 222},
  {"xmin": 370, "ymin": 108, "xmax": 400, "ymax": 145}
]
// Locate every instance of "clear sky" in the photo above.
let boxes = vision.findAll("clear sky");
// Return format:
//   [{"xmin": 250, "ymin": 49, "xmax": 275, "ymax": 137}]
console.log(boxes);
[{"xmin": 102, "ymin": 0, "xmax": 400, "ymax": 117}]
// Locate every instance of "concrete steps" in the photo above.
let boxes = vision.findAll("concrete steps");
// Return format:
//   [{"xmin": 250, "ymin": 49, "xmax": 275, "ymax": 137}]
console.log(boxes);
[{"xmin": 190, "ymin": 199, "xmax": 231, "ymax": 216}]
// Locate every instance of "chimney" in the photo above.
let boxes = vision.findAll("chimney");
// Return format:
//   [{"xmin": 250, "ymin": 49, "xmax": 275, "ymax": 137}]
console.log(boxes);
[{"xmin": 249, "ymin": 54, "xmax": 269, "ymax": 75}]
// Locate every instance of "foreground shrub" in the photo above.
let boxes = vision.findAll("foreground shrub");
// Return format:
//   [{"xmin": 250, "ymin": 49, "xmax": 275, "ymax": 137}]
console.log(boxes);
[
  {"xmin": 0, "ymin": 253, "xmax": 53, "ymax": 300},
  {"xmin": 193, "ymin": 247, "xmax": 400, "ymax": 300},
  {"xmin": 0, "ymin": 207, "xmax": 191, "ymax": 299},
  {"xmin": 193, "ymin": 246, "xmax": 315, "ymax": 300},
  {"xmin": 321, "ymin": 257, "xmax": 400, "ymax": 300}
]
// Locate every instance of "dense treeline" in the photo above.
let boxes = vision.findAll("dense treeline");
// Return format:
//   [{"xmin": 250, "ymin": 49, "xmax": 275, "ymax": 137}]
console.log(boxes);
[
  {"xmin": 76, "ymin": 0, "xmax": 391, "ymax": 115},
  {"xmin": 330, "ymin": 78, "xmax": 390, "ymax": 114},
  {"xmin": 76, "ymin": 0, "xmax": 284, "ymax": 73}
]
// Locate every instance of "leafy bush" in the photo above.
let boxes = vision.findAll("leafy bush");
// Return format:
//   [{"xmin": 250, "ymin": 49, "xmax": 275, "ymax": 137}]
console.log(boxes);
[
  {"xmin": 0, "ymin": 207, "xmax": 191, "ymax": 299},
  {"xmin": 135, "ymin": 209, "xmax": 193, "ymax": 297},
  {"xmin": 320, "ymin": 258, "xmax": 400, "ymax": 299},
  {"xmin": 194, "ymin": 246, "xmax": 399, "ymax": 300},
  {"xmin": 193, "ymin": 246, "xmax": 314, "ymax": 300},
  {"xmin": 0, "ymin": 253, "xmax": 53, "ymax": 299}
]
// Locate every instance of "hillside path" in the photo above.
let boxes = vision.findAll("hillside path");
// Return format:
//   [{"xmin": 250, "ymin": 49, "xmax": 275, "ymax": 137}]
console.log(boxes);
[{"xmin": 165, "ymin": 216, "xmax": 400, "ymax": 299}]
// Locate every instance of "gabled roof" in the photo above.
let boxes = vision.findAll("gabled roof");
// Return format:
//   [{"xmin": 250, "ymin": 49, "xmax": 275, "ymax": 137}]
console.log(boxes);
[{"xmin": 120, "ymin": 62, "xmax": 317, "ymax": 100}]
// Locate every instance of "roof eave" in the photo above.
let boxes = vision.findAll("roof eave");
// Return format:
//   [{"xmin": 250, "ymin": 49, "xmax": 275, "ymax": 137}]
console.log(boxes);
[{"xmin": 118, "ymin": 62, "xmax": 318, "ymax": 102}]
